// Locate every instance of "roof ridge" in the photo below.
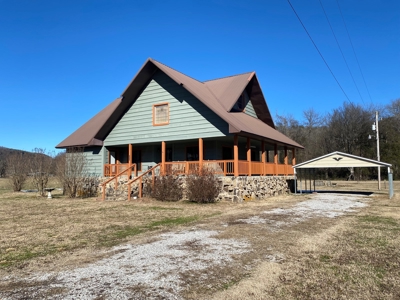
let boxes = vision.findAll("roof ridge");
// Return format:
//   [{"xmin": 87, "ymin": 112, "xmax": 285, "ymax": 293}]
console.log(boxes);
[
  {"xmin": 150, "ymin": 58, "xmax": 204, "ymax": 84},
  {"xmin": 203, "ymin": 71, "xmax": 254, "ymax": 83}
]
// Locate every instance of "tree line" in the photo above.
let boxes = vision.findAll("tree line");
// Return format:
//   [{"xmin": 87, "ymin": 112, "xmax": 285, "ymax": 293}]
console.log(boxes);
[
  {"xmin": 0, "ymin": 147, "xmax": 97, "ymax": 197},
  {"xmin": 275, "ymin": 98, "xmax": 400, "ymax": 180}
]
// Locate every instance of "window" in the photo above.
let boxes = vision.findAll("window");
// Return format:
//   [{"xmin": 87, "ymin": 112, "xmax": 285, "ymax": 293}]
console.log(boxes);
[{"xmin": 153, "ymin": 103, "xmax": 169, "ymax": 126}]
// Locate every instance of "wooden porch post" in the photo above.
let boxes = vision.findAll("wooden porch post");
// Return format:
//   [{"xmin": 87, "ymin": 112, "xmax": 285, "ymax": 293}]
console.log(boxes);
[
  {"xmin": 234, "ymin": 135, "xmax": 239, "ymax": 176},
  {"xmin": 128, "ymin": 144, "xmax": 132, "ymax": 179},
  {"xmin": 292, "ymin": 148, "xmax": 296, "ymax": 165},
  {"xmin": 247, "ymin": 137, "xmax": 251, "ymax": 176},
  {"xmin": 199, "ymin": 138, "xmax": 203, "ymax": 172},
  {"xmin": 274, "ymin": 144, "xmax": 278, "ymax": 176},
  {"xmin": 284, "ymin": 146, "xmax": 288, "ymax": 176},
  {"xmin": 261, "ymin": 141, "xmax": 266, "ymax": 176},
  {"xmin": 161, "ymin": 141, "xmax": 166, "ymax": 175}
]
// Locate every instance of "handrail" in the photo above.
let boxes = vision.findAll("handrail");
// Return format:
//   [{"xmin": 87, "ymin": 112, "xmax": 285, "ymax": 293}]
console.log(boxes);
[
  {"xmin": 101, "ymin": 164, "xmax": 136, "ymax": 201},
  {"xmin": 127, "ymin": 163, "xmax": 161, "ymax": 201}
]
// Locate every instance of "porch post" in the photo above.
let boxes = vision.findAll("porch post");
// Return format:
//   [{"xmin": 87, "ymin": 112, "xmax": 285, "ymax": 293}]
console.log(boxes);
[
  {"xmin": 247, "ymin": 138, "xmax": 251, "ymax": 176},
  {"xmin": 128, "ymin": 144, "xmax": 132, "ymax": 178},
  {"xmin": 161, "ymin": 141, "xmax": 166, "ymax": 175},
  {"xmin": 292, "ymin": 148, "xmax": 296, "ymax": 165},
  {"xmin": 234, "ymin": 135, "xmax": 239, "ymax": 176},
  {"xmin": 261, "ymin": 141, "xmax": 266, "ymax": 176},
  {"xmin": 199, "ymin": 138, "xmax": 203, "ymax": 172},
  {"xmin": 274, "ymin": 144, "xmax": 278, "ymax": 175},
  {"xmin": 284, "ymin": 146, "xmax": 288, "ymax": 176}
]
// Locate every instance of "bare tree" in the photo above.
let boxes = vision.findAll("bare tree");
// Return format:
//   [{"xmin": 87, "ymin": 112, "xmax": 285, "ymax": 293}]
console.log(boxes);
[
  {"xmin": 0, "ymin": 158, "xmax": 6, "ymax": 178},
  {"xmin": 326, "ymin": 102, "xmax": 373, "ymax": 157},
  {"xmin": 6, "ymin": 152, "xmax": 28, "ymax": 191},
  {"xmin": 55, "ymin": 147, "xmax": 94, "ymax": 198},
  {"xmin": 29, "ymin": 148, "xmax": 54, "ymax": 196}
]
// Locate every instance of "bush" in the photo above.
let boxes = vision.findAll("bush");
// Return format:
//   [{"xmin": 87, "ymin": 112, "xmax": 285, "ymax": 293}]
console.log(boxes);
[
  {"xmin": 151, "ymin": 173, "xmax": 183, "ymax": 201},
  {"xmin": 6, "ymin": 152, "xmax": 28, "ymax": 192},
  {"xmin": 186, "ymin": 168, "xmax": 220, "ymax": 203}
]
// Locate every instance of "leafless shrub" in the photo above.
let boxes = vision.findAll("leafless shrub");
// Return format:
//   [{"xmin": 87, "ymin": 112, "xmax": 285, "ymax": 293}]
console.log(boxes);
[
  {"xmin": 151, "ymin": 172, "xmax": 183, "ymax": 201},
  {"xmin": 29, "ymin": 148, "xmax": 54, "ymax": 197},
  {"xmin": 186, "ymin": 168, "xmax": 220, "ymax": 203},
  {"xmin": 55, "ymin": 147, "xmax": 95, "ymax": 198},
  {"xmin": 6, "ymin": 152, "xmax": 29, "ymax": 191}
]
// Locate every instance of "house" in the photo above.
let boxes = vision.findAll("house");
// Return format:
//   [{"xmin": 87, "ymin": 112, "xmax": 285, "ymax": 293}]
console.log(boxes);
[{"xmin": 56, "ymin": 58, "xmax": 303, "ymax": 178}]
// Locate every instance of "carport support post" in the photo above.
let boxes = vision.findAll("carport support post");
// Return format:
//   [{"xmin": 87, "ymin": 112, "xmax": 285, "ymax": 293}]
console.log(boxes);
[{"xmin": 388, "ymin": 167, "xmax": 394, "ymax": 199}]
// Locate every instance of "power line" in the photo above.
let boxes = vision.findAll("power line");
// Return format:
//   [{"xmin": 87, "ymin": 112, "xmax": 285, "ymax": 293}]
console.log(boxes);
[
  {"xmin": 286, "ymin": 0, "xmax": 350, "ymax": 102},
  {"xmin": 318, "ymin": 0, "xmax": 364, "ymax": 103},
  {"xmin": 336, "ymin": 0, "xmax": 373, "ymax": 102}
]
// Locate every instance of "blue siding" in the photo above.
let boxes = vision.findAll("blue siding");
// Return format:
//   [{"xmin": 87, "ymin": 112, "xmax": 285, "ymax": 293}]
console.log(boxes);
[
  {"xmin": 244, "ymin": 99, "xmax": 258, "ymax": 118},
  {"xmin": 104, "ymin": 71, "xmax": 229, "ymax": 146},
  {"xmin": 83, "ymin": 146, "xmax": 104, "ymax": 176}
]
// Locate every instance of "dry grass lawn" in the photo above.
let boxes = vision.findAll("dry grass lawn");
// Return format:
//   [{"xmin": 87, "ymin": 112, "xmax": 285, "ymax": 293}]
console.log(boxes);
[{"xmin": 1, "ymin": 177, "xmax": 400, "ymax": 299}]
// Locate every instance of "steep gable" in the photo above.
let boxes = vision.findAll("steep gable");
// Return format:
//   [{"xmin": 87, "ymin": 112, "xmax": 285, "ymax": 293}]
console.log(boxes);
[{"xmin": 104, "ymin": 71, "xmax": 229, "ymax": 146}]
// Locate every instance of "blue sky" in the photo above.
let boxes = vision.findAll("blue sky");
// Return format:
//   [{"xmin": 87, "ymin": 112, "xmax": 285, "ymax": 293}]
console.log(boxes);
[{"xmin": 1, "ymin": 0, "xmax": 399, "ymax": 153}]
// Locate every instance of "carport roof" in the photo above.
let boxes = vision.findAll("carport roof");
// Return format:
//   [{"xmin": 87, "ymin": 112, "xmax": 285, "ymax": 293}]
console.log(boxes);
[{"xmin": 293, "ymin": 151, "xmax": 392, "ymax": 169}]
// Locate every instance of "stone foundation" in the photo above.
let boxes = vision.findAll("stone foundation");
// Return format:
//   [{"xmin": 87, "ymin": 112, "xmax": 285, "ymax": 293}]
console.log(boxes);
[
  {"xmin": 216, "ymin": 176, "xmax": 293, "ymax": 202},
  {"xmin": 99, "ymin": 175, "xmax": 294, "ymax": 202}
]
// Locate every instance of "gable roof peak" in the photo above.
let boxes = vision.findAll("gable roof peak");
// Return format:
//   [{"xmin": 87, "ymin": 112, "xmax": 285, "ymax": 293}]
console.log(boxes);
[
  {"xmin": 203, "ymin": 71, "xmax": 255, "ymax": 83},
  {"xmin": 150, "ymin": 58, "xmax": 204, "ymax": 84}
]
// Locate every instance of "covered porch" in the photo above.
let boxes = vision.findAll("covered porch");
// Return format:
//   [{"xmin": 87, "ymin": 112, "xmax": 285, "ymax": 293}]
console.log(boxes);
[{"xmin": 103, "ymin": 135, "xmax": 297, "ymax": 177}]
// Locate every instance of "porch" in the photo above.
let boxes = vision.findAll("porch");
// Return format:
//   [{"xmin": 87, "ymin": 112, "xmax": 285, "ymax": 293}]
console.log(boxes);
[{"xmin": 103, "ymin": 135, "xmax": 296, "ymax": 177}]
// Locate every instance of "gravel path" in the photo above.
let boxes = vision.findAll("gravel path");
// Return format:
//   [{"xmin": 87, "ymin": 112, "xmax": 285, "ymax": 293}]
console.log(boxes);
[{"xmin": 0, "ymin": 193, "xmax": 369, "ymax": 299}]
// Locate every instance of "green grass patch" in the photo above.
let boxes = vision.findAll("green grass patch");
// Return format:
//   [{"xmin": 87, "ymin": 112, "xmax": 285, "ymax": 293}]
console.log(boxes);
[
  {"xmin": 145, "ymin": 206, "xmax": 183, "ymax": 211},
  {"xmin": 319, "ymin": 254, "xmax": 332, "ymax": 263},
  {"xmin": 96, "ymin": 216, "xmax": 199, "ymax": 247},
  {"xmin": 358, "ymin": 216, "xmax": 398, "ymax": 227}
]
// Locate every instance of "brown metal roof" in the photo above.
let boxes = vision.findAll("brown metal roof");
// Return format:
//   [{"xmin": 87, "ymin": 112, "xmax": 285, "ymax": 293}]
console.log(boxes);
[
  {"xmin": 203, "ymin": 72, "xmax": 253, "ymax": 111},
  {"xmin": 56, "ymin": 58, "xmax": 303, "ymax": 149}
]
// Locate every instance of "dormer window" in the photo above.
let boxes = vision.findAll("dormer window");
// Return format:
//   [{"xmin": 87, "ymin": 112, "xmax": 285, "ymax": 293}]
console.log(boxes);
[{"xmin": 153, "ymin": 103, "xmax": 169, "ymax": 126}]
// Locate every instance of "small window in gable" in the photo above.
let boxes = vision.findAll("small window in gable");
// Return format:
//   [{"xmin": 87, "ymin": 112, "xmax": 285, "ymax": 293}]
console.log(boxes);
[{"xmin": 153, "ymin": 103, "xmax": 169, "ymax": 126}]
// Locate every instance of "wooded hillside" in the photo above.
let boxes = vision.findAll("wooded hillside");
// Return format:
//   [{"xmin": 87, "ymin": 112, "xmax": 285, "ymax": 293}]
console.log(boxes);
[{"xmin": 276, "ymin": 98, "xmax": 400, "ymax": 179}]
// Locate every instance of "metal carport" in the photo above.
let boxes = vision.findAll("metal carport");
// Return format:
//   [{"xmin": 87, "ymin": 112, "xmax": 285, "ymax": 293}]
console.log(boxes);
[{"xmin": 293, "ymin": 151, "xmax": 394, "ymax": 198}]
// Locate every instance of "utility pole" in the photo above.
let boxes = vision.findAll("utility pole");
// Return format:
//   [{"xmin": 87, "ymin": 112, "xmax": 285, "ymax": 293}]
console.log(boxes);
[{"xmin": 374, "ymin": 111, "xmax": 381, "ymax": 190}]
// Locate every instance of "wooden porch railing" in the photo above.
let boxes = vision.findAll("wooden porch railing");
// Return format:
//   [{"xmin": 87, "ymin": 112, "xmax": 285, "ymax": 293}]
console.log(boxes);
[
  {"xmin": 101, "ymin": 164, "xmax": 136, "ymax": 201},
  {"xmin": 127, "ymin": 163, "xmax": 161, "ymax": 200},
  {"xmin": 104, "ymin": 163, "xmax": 137, "ymax": 177},
  {"xmin": 163, "ymin": 160, "xmax": 294, "ymax": 176}
]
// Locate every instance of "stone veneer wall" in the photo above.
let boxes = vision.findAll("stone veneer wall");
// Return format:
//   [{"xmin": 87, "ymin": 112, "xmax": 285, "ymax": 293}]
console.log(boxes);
[
  {"xmin": 217, "ymin": 176, "xmax": 294, "ymax": 202},
  {"xmin": 99, "ymin": 175, "xmax": 294, "ymax": 202}
]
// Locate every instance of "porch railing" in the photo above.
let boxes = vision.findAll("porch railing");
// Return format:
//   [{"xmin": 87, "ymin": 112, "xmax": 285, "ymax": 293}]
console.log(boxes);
[
  {"xmin": 104, "ymin": 163, "xmax": 137, "ymax": 177},
  {"xmin": 163, "ymin": 160, "xmax": 294, "ymax": 176}
]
